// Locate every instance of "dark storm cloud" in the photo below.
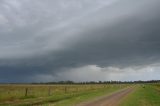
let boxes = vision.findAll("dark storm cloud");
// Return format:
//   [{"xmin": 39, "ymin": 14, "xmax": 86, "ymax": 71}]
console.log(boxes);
[{"xmin": 0, "ymin": 0, "xmax": 160, "ymax": 82}]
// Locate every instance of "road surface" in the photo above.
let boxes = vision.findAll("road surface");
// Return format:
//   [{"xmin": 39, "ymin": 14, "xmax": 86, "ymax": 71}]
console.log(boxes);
[{"xmin": 78, "ymin": 87, "xmax": 134, "ymax": 106}]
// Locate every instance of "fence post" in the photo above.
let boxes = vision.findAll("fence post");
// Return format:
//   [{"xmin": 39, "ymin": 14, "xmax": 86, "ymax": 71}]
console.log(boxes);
[{"xmin": 25, "ymin": 88, "xmax": 28, "ymax": 96}]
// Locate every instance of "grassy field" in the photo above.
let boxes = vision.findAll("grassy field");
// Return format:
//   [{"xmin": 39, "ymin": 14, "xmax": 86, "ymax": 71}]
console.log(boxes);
[
  {"xmin": 119, "ymin": 84, "xmax": 160, "ymax": 106},
  {"xmin": 0, "ymin": 84, "xmax": 129, "ymax": 106},
  {"xmin": 0, "ymin": 84, "xmax": 159, "ymax": 106}
]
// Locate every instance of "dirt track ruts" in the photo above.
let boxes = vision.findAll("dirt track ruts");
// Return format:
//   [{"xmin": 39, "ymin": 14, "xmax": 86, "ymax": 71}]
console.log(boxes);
[{"xmin": 78, "ymin": 87, "xmax": 134, "ymax": 106}]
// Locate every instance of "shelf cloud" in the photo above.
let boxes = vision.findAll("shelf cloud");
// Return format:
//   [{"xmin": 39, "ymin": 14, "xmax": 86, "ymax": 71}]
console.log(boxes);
[{"xmin": 0, "ymin": 0, "xmax": 160, "ymax": 82}]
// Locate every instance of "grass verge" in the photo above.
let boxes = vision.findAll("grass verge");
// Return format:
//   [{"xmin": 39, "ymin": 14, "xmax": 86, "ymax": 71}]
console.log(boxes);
[{"xmin": 119, "ymin": 84, "xmax": 160, "ymax": 106}]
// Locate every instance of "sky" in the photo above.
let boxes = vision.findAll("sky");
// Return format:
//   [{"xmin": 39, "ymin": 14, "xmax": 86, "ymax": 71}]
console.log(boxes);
[{"xmin": 0, "ymin": 0, "xmax": 160, "ymax": 83}]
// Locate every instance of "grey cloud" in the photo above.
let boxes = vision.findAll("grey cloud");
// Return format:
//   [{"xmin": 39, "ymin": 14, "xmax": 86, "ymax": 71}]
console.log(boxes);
[
  {"xmin": 52, "ymin": 65, "xmax": 160, "ymax": 82},
  {"xmin": 0, "ymin": 0, "xmax": 160, "ymax": 82},
  {"xmin": 0, "ymin": 0, "xmax": 117, "ymax": 58}
]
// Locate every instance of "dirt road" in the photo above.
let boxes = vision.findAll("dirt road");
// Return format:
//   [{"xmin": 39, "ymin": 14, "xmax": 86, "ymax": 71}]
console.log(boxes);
[{"xmin": 78, "ymin": 87, "xmax": 134, "ymax": 106}]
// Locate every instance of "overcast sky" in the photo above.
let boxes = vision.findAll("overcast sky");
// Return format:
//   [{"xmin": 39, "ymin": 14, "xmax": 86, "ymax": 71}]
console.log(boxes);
[{"xmin": 0, "ymin": 0, "xmax": 160, "ymax": 83}]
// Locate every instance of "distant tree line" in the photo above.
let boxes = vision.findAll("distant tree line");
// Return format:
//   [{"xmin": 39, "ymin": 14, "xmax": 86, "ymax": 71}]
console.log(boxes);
[
  {"xmin": 1, "ymin": 80, "xmax": 160, "ymax": 84},
  {"xmin": 30, "ymin": 80, "xmax": 160, "ymax": 85}
]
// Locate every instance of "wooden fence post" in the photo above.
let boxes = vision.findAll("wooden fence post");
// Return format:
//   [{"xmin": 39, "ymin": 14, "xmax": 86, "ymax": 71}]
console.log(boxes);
[{"xmin": 25, "ymin": 88, "xmax": 28, "ymax": 96}]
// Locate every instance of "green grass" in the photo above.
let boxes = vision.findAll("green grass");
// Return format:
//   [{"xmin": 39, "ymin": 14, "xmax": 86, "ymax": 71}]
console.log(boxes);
[
  {"xmin": 45, "ymin": 86, "xmax": 123, "ymax": 106},
  {"xmin": 2, "ymin": 84, "xmax": 159, "ymax": 106},
  {"xmin": 0, "ymin": 84, "xmax": 128, "ymax": 106},
  {"xmin": 119, "ymin": 84, "xmax": 160, "ymax": 106}
]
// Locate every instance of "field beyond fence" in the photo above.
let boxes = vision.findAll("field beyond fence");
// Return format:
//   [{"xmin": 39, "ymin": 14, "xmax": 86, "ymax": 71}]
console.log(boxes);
[{"xmin": 0, "ymin": 84, "xmax": 130, "ymax": 106}]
